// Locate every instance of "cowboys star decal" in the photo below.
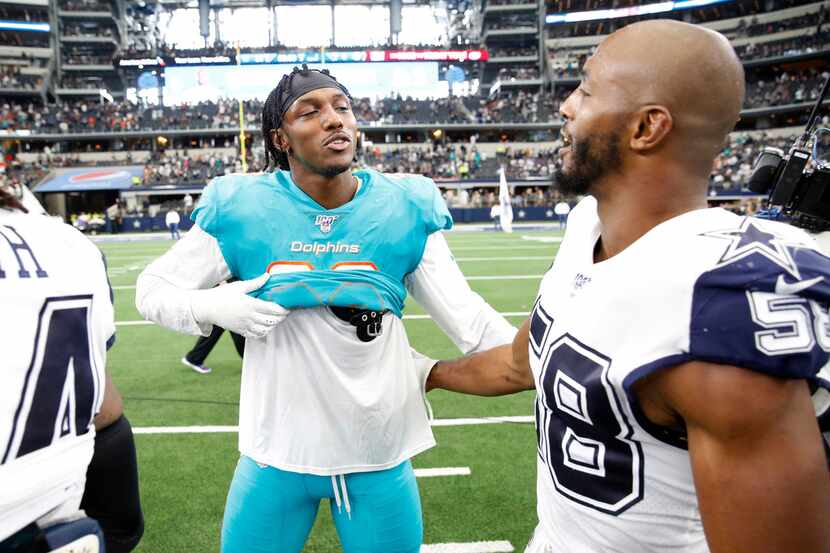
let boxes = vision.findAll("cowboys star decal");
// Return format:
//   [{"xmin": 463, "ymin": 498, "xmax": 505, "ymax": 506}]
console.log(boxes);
[{"xmin": 700, "ymin": 217, "xmax": 803, "ymax": 279}]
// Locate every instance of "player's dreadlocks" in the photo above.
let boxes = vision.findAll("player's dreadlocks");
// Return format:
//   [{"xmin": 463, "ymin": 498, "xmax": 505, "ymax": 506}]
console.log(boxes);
[
  {"xmin": 261, "ymin": 64, "xmax": 352, "ymax": 172},
  {"xmin": 0, "ymin": 186, "xmax": 27, "ymax": 213}
]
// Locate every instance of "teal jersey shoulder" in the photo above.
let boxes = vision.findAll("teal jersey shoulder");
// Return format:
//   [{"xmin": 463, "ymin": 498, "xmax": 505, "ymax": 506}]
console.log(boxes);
[{"xmin": 191, "ymin": 168, "xmax": 452, "ymax": 316}]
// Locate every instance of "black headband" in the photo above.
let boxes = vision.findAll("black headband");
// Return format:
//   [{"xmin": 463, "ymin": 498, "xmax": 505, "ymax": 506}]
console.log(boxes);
[{"xmin": 277, "ymin": 66, "xmax": 352, "ymax": 121}]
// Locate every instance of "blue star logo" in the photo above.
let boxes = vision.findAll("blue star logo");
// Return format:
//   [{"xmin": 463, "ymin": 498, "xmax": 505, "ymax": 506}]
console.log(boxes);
[{"xmin": 700, "ymin": 217, "xmax": 801, "ymax": 278}]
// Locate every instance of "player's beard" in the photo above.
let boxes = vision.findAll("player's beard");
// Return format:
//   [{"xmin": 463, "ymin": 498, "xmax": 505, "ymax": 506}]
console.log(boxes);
[
  {"xmin": 291, "ymin": 148, "xmax": 352, "ymax": 178},
  {"xmin": 554, "ymin": 130, "xmax": 623, "ymax": 196}
]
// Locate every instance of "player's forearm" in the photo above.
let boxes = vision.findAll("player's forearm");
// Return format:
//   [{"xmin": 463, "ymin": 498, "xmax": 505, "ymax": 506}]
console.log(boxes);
[
  {"xmin": 135, "ymin": 273, "xmax": 210, "ymax": 336},
  {"xmin": 427, "ymin": 345, "xmax": 534, "ymax": 396}
]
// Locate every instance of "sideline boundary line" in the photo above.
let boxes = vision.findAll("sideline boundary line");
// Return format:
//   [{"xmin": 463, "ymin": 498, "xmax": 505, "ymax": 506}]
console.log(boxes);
[{"xmin": 421, "ymin": 541, "xmax": 514, "ymax": 552}]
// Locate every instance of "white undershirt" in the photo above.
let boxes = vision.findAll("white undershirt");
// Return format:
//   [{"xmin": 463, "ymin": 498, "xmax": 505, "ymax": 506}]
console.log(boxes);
[{"xmin": 136, "ymin": 226, "xmax": 516, "ymax": 474}]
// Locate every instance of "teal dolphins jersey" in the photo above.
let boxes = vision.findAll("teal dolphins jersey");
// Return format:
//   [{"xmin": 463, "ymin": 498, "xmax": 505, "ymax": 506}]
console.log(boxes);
[{"xmin": 191, "ymin": 169, "xmax": 452, "ymax": 317}]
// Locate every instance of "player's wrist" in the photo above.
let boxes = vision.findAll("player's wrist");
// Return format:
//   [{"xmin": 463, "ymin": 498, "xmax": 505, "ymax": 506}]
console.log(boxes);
[{"xmin": 425, "ymin": 361, "xmax": 442, "ymax": 392}]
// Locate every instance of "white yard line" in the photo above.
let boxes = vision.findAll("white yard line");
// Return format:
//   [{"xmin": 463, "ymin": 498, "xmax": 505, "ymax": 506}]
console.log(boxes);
[
  {"xmin": 402, "ymin": 312, "xmax": 529, "ymax": 320},
  {"xmin": 414, "ymin": 467, "xmax": 471, "ymax": 478},
  {"xmin": 430, "ymin": 416, "xmax": 534, "ymax": 427},
  {"xmin": 447, "ymin": 245, "xmax": 554, "ymax": 251},
  {"xmin": 520, "ymin": 236, "xmax": 563, "ymax": 244},
  {"xmin": 455, "ymin": 256, "xmax": 551, "ymax": 262},
  {"xmin": 115, "ymin": 312, "xmax": 531, "ymax": 326},
  {"xmin": 421, "ymin": 541, "xmax": 514, "ymax": 553},
  {"xmin": 133, "ymin": 417, "xmax": 533, "ymax": 435},
  {"xmin": 466, "ymin": 275, "xmax": 540, "ymax": 281}
]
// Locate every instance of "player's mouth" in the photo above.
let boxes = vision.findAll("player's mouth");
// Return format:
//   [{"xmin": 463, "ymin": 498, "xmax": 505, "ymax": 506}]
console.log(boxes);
[{"xmin": 323, "ymin": 132, "xmax": 352, "ymax": 152}]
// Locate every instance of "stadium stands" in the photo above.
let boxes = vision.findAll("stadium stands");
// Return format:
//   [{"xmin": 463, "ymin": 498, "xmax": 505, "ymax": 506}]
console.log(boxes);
[{"xmin": 0, "ymin": 0, "xmax": 826, "ymax": 226}]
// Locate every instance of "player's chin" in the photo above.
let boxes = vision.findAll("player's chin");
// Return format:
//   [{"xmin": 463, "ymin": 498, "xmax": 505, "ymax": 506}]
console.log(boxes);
[
  {"xmin": 317, "ymin": 160, "xmax": 353, "ymax": 178},
  {"xmin": 321, "ymin": 150, "xmax": 355, "ymax": 172}
]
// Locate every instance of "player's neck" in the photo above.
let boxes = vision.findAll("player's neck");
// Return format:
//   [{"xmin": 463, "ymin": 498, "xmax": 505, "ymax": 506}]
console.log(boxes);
[
  {"xmin": 593, "ymin": 172, "xmax": 708, "ymax": 263},
  {"xmin": 290, "ymin": 169, "xmax": 357, "ymax": 210}
]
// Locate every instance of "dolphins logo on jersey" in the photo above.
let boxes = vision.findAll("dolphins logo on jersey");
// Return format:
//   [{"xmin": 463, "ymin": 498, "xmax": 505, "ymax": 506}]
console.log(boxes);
[{"xmin": 314, "ymin": 215, "xmax": 338, "ymax": 234}]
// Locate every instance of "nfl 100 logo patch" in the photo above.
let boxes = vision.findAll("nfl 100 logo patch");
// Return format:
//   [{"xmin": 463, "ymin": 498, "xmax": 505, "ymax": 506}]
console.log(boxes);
[{"xmin": 314, "ymin": 215, "xmax": 339, "ymax": 234}]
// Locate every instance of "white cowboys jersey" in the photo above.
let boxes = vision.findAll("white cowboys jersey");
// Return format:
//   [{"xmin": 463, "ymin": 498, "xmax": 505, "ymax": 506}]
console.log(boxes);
[
  {"xmin": 529, "ymin": 197, "xmax": 830, "ymax": 553},
  {"xmin": 0, "ymin": 210, "xmax": 114, "ymax": 542}
]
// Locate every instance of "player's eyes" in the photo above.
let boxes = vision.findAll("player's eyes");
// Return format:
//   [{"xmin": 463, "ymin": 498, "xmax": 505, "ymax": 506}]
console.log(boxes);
[{"xmin": 299, "ymin": 110, "xmax": 318, "ymax": 118}]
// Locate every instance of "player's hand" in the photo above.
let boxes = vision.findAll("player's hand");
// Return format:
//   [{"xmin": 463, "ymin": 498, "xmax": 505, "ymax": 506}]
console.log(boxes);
[
  {"xmin": 411, "ymin": 348, "xmax": 438, "ymax": 393},
  {"xmin": 189, "ymin": 273, "xmax": 288, "ymax": 339}
]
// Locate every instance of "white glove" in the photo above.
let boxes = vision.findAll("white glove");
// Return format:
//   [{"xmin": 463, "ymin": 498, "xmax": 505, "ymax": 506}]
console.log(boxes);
[
  {"xmin": 189, "ymin": 273, "xmax": 288, "ymax": 339},
  {"xmin": 411, "ymin": 348, "xmax": 437, "ymax": 420}
]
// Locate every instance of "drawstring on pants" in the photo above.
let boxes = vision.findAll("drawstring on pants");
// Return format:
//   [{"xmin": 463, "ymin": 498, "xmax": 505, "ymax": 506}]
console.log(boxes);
[{"xmin": 331, "ymin": 474, "xmax": 352, "ymax": 520}]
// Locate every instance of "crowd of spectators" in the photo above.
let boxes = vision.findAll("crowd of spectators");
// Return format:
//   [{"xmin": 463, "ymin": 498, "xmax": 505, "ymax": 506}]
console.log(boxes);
[
  {"xmin": 709, "ymin": 133, "xmax": 790, "ymax": 192},
  {"xmin": 488, "ymin": 46, "xmax": 537, "ymax": 58},
  {"xmin": 546, "ymin": 0, "xmax": 819, "ymax": 38},
  {"xmin": 57, "ymin": 75, "xmax": 116, "ymax": 90},
  {"xmin": 60, "ymin": 23, "xmax": 116, "ymax": 39},
  {"xmin": 0, "ymin": 6, "xmax": 48, "ymax": 22},
  {"xmin": 489, "ymin": 0, "xmax": 535, "ymax": 5},
  {"xmin": 1, "ymin": 57, "xmax": 824, "ymax": 131},
  {"xmin": 495, "ymin": 66, "xmax": 540, "ymax": 81},
  {"xmin": 738, "ymin": 30, "xmax": 830, "ymax": 60},
  {"xmin": 60, "ymin": 0, "xmax": 112, "ymax": 12},
  {"xmin": 0, "ymin": 67, "xmax": 42, "ymax": 90},
  {"xmin": 0, "ymin": 30, "xmax": 49, "ymax": 48},
  {"xmin": 731, "ymin": 12, "xmax": 826, "ymax": 39},
  {"xmin": 8, "ymin": 129, "xmax": 826, "ymax": 214},
  {"xmin": 141, "ymin": 149, "xmax": 264, "ymax": 186},
  {"xmin": 744, "ymin": 69, "xmax": 828, "ymax": 108},
  {"xmin": 486, "ymin": 15, "xmax": 537, "ymax": 30},
  {"xmin": 62, "ymin": 53, "xmax": 115, "ymax": 66},
  {"xmin": 0, "ymin": 88, "xmax": 561, "ymax": 133}
]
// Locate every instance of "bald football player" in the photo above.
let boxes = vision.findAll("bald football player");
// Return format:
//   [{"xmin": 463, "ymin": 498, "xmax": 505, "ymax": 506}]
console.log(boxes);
[{"xmin": 425, "ymin": 20, "xmax": 830, "ymax": 553}]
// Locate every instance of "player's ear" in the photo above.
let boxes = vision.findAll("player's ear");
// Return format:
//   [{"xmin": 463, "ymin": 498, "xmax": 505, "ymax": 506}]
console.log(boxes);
[
  {"xmin": 272, "ymin": 128, "xmax": 287, "ymax": 152},
  {"xmin": 630, "ymin": 105, "xmax": 672, "ymax": 153}
]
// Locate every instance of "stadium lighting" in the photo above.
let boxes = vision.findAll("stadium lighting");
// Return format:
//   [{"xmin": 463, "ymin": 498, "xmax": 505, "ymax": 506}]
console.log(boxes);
[
  {"xmin": 545, "ymin": 0, "xmax": 732, "ymax": 24},
  {"xmin": 0, "ymin": 20, "xmax": 49, "ymax": 32}
]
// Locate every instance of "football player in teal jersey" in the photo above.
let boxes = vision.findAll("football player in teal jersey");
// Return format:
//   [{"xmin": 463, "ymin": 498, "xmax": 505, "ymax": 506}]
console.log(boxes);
[{"xmin": 136, "ymin": 66, "xmax": 515, "ymax": 553}]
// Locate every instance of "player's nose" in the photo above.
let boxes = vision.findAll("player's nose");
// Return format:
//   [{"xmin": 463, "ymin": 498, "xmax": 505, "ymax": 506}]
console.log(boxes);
[{"xmin": 320, "ymin": 104, "xmax": 344, "ymax": 130}]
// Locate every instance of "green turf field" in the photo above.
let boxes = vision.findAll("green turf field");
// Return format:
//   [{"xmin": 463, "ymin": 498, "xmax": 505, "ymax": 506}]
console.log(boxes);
[{"xmin": 100, "ymin": 229, "xmax": 563, "ymax": 553}]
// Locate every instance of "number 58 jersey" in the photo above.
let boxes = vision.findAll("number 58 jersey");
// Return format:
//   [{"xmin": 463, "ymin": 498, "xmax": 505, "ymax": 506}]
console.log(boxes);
[
  {"xmin": 0, "ymin": 211, "xmax": 114, "ymax": 542},
  {"xmin": 530, "ymin": 197, "xmax": 830, "ymax": 553}
]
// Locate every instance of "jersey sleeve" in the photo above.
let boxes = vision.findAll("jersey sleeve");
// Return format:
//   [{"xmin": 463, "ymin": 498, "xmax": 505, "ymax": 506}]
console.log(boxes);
[
  {"xmin": 688, "ymin": 245, "xmax": 830, "ymax": 380},
  {"xmin": 190, "ymin": 177, "xmax": 222, "ymax": 236},
  {"xmin": 425, "ymin": 180, "xmax": 453, "ymax": 234},
  {"xmin": 135, "ymin": 224, "xmax": 232, "ymax": 336},
  {"xmin": 406, "ymin": 232, "xmax": 516, "ymax": 353},
  {"xmin": 396, "ymin": 174, "xmax": 452, "ymax": 234}
]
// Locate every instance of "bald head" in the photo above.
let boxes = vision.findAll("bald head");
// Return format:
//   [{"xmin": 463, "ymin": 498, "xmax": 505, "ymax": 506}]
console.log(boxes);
[{"xmin": 585, "ymin": 20, "xmax": 745, "ymax": 162}]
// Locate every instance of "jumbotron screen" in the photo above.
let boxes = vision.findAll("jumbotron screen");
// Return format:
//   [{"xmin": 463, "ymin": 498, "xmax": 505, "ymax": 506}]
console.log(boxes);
[{"xmin": 162, "ymin": 62, "xmax": 445, "ymax": 104}]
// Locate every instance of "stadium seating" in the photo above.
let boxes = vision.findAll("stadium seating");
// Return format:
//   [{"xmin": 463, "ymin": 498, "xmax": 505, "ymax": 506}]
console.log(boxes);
[{"xmin": 0, "ymin": 0, "xmax": 826, "ymax": 226}]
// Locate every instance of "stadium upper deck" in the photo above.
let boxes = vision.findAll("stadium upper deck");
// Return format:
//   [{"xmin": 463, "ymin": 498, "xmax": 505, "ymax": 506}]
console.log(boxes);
[{"xmin": 0, "ymin": 0, "xmax": 826, "ymax": 220}]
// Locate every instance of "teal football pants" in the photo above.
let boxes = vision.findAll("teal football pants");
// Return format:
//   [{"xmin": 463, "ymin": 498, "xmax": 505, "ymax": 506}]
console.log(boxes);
[{"xmin": 221, "ymin": 455, "xmax": 423, "ymax": 553}]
